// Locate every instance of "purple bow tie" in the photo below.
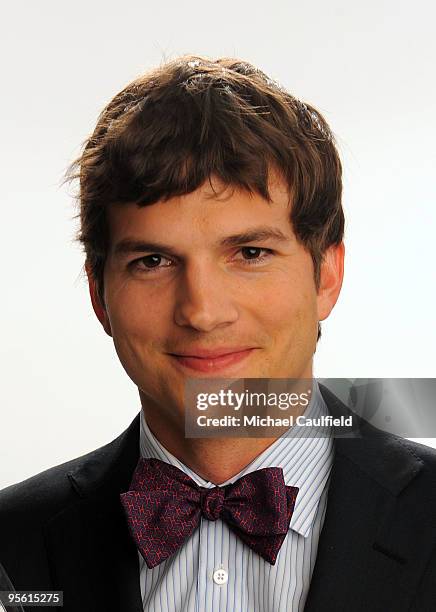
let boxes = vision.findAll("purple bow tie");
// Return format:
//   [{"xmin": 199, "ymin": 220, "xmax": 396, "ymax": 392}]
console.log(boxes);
[{"xmin": 120, "ymin": 457, "xmax": 299, "ymax": 568}]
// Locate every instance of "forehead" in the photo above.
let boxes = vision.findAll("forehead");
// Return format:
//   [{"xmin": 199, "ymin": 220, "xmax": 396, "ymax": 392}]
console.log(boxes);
[{"xmin": 107, "ymin": 174, "xmax": 294, "ymax": 249}]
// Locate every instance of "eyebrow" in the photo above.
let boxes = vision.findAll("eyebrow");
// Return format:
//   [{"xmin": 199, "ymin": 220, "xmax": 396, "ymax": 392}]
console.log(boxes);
[{"xmin": 112, "ymin": 227, "xmax": 291, "ymax": 259}]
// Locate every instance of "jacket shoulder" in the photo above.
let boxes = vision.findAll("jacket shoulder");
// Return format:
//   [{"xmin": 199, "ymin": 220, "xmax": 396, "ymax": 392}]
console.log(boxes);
[
  {"xmin": 0, "ymin": 451, "xmax": 99, "ymax": 588},
  {"xmin": 0, "ymin": 414, "xmax": 140, "ymax": 589},
  {"xmin": 320, "ymin": 383, "xmax": 436, "ymax": 495},
  {"xmin": 0, "ymin": 447, "xmax": 103, "ymax": 525},
  {"xmin": 393, "ymin": 436, "xmax": 436, "ymax": 476},
  {"xmin": 0, "ymin": 425, "xmax": 132, "ymax": 521},
  {"xmin": 0, "ymin": 413, "xmax": 140, "ymax": 524}
]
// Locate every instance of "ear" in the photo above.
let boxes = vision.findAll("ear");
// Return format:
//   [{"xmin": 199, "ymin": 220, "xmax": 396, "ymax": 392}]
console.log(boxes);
[
  {"xmin": 316, "ymin": 243, "xmax": 345, "ymax": 321},
  {"xmin": 85, "ymin": 262, "xmax": 112, "ymax": 337}
]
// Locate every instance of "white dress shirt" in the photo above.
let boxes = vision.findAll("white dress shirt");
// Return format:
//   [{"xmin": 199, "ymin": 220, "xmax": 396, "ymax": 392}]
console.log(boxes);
[{"xmin": 138, "ymin": 380, "xmax": 334, "ymax": 611}]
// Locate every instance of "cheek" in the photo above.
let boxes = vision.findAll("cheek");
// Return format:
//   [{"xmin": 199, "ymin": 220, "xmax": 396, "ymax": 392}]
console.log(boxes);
[
  {"xmin": 105, "ymin": 286, "xmax": 172, "ymax": 369},
  {"xmin": 252, "ymin": 278, "xmax": 317, "ymax": 332},
  {"xmin": 106, "ymin": 297, "xmax": 173, "ymax": 400},
  {"xmin": 107, "ymin": 281, "xmax": 167, "ymax": 332}
]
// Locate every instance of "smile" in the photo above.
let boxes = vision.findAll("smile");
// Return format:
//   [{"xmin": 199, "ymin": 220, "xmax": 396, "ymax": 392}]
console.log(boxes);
[{"xmin": 168, "ymin": 348, "xmax": 256, "ymax": 373}]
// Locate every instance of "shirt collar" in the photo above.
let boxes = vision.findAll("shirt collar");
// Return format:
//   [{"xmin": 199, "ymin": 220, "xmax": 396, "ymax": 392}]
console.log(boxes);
[{"xmin": 139, "ymin": 379, "xmax": 334, "ymax": 538}]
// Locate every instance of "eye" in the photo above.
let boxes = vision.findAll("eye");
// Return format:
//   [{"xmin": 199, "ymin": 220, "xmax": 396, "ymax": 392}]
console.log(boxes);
[
  {"xmin": 129, "ymin": 254, "xmax": 173, "ymax": 272},
  {"xmin": 237, "ymin": 247, "xmax": 274, "ymax": 264}
]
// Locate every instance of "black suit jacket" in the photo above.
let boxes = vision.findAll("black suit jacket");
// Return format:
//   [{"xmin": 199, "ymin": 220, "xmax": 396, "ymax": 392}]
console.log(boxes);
[{"xmin": 1, "ymin": 385, "xmax": 436, "ymax": 611}]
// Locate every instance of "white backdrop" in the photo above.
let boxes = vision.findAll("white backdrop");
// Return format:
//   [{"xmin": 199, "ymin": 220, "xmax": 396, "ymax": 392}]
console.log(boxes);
[{"xmin": 1, "ymin": 0, "xmax": 435, "ymax": 489}]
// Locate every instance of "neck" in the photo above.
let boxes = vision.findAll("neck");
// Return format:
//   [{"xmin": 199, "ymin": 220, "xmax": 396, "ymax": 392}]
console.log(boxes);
[
  {"xmin": 144, "ymin": 415, "xmax": 279, "ymax": 484},
  {"xmin": 139, "ymin": 376, "xmax": 314, "ymax": 485}
]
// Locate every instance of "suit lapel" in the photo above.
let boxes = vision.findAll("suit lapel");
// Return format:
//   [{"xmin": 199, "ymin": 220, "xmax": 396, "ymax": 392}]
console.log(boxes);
[
  {"xmin": 305, "ymin": 385, "xmax": 433, "ymax": 612},
  {"xmin": 44, "ymin": 414, "xmax": 143, "ymax": 612}
]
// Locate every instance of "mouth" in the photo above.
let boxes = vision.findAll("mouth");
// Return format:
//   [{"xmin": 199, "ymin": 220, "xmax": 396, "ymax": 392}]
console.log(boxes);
[{"xmin": 168, "ymin": 348, "xmax": 257, "ymax": 373}]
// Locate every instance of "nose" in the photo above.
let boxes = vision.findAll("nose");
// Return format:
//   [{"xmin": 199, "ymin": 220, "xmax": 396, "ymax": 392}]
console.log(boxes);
[{"xmin": 173, "ymin": 261, "xmax": 239, "ymax": 332}]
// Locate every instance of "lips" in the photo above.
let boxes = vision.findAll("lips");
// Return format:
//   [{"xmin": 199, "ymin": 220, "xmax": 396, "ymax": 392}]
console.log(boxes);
[{"xmin": 169, "ymin": 348, "xmax": 256, "ymax": 373}]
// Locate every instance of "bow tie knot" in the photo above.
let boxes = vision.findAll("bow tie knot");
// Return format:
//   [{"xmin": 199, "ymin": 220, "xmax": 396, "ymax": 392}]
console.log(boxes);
[
  {"xmin": 120, "ymin": 457, "xmax": 299, "ymax": 568},
  {"xmin": 199, "ymin": 487, "xmax": 224, "ymax": 520}
]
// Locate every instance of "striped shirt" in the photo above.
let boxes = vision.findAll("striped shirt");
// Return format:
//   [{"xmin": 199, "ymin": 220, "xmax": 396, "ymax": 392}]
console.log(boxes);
[{"xmin": 138, "ymin": 380, "xmax": 334, "ymax": 611}]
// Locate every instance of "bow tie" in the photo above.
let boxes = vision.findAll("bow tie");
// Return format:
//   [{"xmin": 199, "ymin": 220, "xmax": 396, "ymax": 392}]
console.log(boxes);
[{"xmin": 120, "ymin": 457, "xmax": 299, "ymax": 568}]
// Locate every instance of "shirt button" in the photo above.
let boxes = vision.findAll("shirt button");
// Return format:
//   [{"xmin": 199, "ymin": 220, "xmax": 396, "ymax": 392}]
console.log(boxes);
[{"xmin": 213, "ymin": 568, "xmax": 228, "ymax": 585}]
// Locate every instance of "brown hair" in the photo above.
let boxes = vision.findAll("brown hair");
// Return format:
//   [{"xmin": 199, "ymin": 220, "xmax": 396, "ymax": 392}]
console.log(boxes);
[{"xmin": 66, "ymin": 55, "xmax": 344, "ymax": 339}]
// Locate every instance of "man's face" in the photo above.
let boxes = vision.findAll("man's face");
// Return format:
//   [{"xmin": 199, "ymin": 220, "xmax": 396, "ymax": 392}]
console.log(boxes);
[{"xmin": 88, "ymin": 175, "xmax": 343, "ymax": 423}]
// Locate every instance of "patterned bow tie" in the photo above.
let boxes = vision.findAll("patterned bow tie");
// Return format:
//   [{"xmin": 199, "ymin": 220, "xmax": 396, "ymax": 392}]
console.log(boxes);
[{"xmin": 120, "ymin": 457, "xmax": 299, "ymax": 568}]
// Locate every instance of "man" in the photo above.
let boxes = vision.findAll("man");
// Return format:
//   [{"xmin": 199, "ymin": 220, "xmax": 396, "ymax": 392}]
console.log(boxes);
[{"xmin": 1, "ymin": 55, "xmax": 435, "ymax": 612}]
